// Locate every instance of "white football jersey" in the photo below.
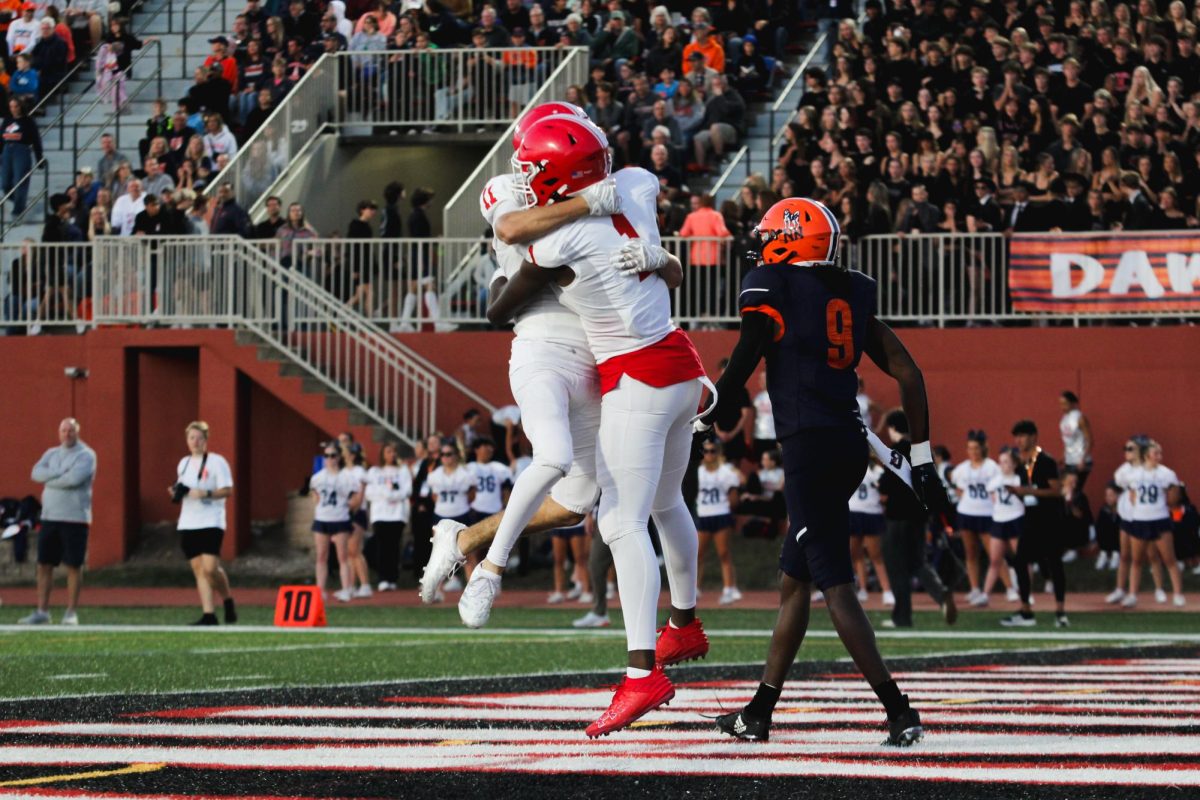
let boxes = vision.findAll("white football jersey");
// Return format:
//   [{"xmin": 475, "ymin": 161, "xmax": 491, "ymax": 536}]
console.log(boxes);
[
  {"xmin": 311, "ymin": 468, "xmax": 359, "ymax": 523},
  {"xmin": 467, "ymin": 460, "xmax": 513, "ymax": 514},
  {"xmin": 951, "ymin": 458, "xmax": 1001, "ymax": 517},
  {"xmin": 696, "ymin": 462, "xmax": 742, "ymax": 517},
  {"xmin": 481, "ymin": 173, "xmax": 588, "ymax": 349},
  {"xmin": 988, "ymin": 473, "xmax": 1024, "ymax": 523},
  {"xmin": 526, "ymin": 168, "xmax": 674, "ymax": 363},
  {"xmin": 365, "ymin": 465, "xmax": 413, "ymax": 523},
  {"xmin": 1130, "ymin": 464, "xmax": 1178, "ymax": 521},
  {"xmin": 848, "ymin": 465, "xmax": 884, "ymax": 514},
  {"xmin": 1114, "ymin": 462, "xmax": 1138, "ymax": 521},
  {"xmin": 425, "ymin": 465, "xmax": 474, "ymax": 518}
]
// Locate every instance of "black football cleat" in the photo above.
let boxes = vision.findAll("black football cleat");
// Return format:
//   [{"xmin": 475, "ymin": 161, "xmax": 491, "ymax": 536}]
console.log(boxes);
[
  {"xmin": 884, "ymin": 706, "xmax": 924, "ymax": 747},
  {"xmin": 715, "ymin": 707, "xmax": 771, "ymax": 742}
]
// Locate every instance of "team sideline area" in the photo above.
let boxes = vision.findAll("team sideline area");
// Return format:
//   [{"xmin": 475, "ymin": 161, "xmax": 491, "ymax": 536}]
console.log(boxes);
[{"xmin": 1, "ymin": 603, "xmax": 1198, "ymax": 799}]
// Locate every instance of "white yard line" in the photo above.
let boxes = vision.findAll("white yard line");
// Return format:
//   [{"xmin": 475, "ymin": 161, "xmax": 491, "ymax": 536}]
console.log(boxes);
[{"xmin": 1, "ymin": 623, "xmax": 1197, "ymax": 643}]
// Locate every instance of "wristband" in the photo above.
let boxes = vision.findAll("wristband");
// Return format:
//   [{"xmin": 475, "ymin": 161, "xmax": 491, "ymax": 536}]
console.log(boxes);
[
  {"xmin": 206, "ymin": 489, "xmax": 213, "ymax": 499},
  {"xmin": 910, "ymin": 441, "xmax": 933, "ymax": 467}
]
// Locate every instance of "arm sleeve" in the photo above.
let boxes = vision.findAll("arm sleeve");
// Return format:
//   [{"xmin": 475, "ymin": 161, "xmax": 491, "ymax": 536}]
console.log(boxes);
[
  {"xmin": 30, "ymin": 450, "xmax": 57, "ymax": 483},
  {"xmin": 738, "ymin": 266, "xmax": 785, "ymax": 341},
  {"xmin": 44, "ymin": 450, "xmax": 97, "ymax": 489}
]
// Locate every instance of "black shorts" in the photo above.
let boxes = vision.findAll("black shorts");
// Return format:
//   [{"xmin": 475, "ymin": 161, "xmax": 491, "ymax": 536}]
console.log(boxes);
[
  {"xmin": 778, "ymin": 426, "xmax": 866, "ymax": 590},
  {"xmin": 180, "ymin": 527, "xmax": 224, "ymax": 559},
  {"xmin": 991, "ymin": 518, "xmax": 1024, "ymax": 541},
  {"xmin": 37, "ymin": 521, "xmax": 89, "ymax": 568},
  {"xmin": 313, "ymin": 520, "xmax": 352, "ymax": 535},
  {"xmin": 551, "ymin": 524, "xmax": 585, "ymax": 539},
  {"xmin": 696, "ymin": 513, "xmax": 734, "ymax": 533},
  {"xmin": 848, "ymin": 511, "xmax": 884, "ymax": 537},
  {"xmin": 351, "ymin": 510, "xmax": 369, "ymax": 529},
  {"xmin": 1130, "ymin": 518, "xmax": 1172, "ymax": 541},
  {"xmin": 956, "ymin": 512, "xmax": 992, "ymax": 535}
]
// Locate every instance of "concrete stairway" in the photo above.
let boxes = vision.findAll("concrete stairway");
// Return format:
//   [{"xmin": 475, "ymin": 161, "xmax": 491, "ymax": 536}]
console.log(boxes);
[{"xmin": 3, "ymin": 0, "xmax": 236, "ymax": 241}]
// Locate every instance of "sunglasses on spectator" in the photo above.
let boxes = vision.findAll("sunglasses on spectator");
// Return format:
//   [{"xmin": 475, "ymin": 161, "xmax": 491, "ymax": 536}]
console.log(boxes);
[
  {"xmin": 1125, "ymin": 445, "xmax": 1137, "ymax": 451},
  {"xmin": 323, "ymin": 452, "xmax": 338, "ymax": 458},
  {"xmin": 440, "ymin": 451, "xmax": 456, "ymax": 457}
]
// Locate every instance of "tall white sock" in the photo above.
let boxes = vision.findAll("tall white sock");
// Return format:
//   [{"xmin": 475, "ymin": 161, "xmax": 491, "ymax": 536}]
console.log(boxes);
[
  {"xmin": 423, "ymin": 290, "xmax": 440, "ymax": 321},
  {"xmin": 652, "ymin": 500, "xmax": 699, "ymax": 611},
  {"xmin": 609, "ymin": 531, "xmax": 661, "ymax": 653},
  {"xmin": 400, "ymin": 293, "xmax": 418, "ymax": 322},
  {"xmin": 484, "ymin": 463, "xmax": 564, "ymax": 568}
]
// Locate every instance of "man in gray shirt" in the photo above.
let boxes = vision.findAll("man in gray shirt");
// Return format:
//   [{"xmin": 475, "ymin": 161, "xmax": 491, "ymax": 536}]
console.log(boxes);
[{"xmin": 23, "ymin": 418, "xmax": 97, "ymax": 625}]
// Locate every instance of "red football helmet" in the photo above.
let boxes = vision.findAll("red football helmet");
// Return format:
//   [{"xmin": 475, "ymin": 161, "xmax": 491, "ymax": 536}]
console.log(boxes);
[
  {"xmin": 511, "ymin": 115, "xmax": 611, "ymax": 208},
  {"xmin": 512, "ymin": 101, "xmax": 589, "ymax": 150},
  {"xmin": 753, "ymin": 197, "xmax": 843, "ymax": 267}
]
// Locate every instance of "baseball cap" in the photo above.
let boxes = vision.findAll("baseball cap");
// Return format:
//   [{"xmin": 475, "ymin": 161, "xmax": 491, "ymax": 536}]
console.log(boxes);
[
  {"xmin": 78, "ymin": 166, "xmax": 94, "ymax": 175},
  {"xmin": 688, "ymin": 50, "xmax": 705, "ymax": 60},
  {"xmin": 21, "ymin": 2, "xmax": 35, "ymax": 11},
  {"xmin": 609, "ymin": 10, "xmax": 625, "ymax": 22}
]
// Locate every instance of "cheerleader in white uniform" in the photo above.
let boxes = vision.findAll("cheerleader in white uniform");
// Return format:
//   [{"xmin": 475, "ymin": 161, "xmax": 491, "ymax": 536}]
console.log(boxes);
[
  {"xmin": 848, "ymin": 455, "xmax": 894, "ymax": 607},
  {"xmin": 983, "ymin": 448, "xmax": 1024, "ymax": 602},
  {"xmin": 695, "ymin": 440, "xmax": 744, "ymax": 605}
]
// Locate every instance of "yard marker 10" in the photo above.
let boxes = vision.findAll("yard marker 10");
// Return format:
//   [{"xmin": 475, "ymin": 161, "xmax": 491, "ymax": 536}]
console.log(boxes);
[{"xmin": 273, "ymin": 586, "xmax": 326, "ymax": 628}]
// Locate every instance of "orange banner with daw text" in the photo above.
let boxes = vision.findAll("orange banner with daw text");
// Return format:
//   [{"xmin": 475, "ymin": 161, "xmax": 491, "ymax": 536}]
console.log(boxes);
[{"xmin": 1008, "ymin": 231, "xmax": 1200, "ymax": 313}]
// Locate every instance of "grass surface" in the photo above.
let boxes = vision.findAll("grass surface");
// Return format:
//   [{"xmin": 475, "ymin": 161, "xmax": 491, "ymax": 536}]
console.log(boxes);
[{"xmin": 1, "ymin": 606, "xmax": 1196, "ymax": 700}]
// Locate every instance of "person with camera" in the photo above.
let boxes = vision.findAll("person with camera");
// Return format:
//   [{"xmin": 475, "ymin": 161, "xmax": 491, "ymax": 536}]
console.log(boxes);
[
  {"xmin": 366, "ymin": 441, "xmax": 412, "ymax": 592},
  {"xmin": 172, "ymin": 421, "xmax": 236, "ymax": 626}
]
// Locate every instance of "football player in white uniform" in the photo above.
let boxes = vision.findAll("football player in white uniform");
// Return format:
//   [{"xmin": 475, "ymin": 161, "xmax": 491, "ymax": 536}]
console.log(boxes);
[
  {"xmin": 419, "ymin": 103, "xmax": 681, "ymax": 630},
  {"xmin": 487, "ymin": 114, "xmax": 712, "ymax": 738}
]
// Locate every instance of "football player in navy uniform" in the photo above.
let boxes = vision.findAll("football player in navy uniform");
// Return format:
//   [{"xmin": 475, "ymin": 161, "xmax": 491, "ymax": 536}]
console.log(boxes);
[{"xmin": 697, "ymin": 197, "xmax": 945, "ymax": 747}]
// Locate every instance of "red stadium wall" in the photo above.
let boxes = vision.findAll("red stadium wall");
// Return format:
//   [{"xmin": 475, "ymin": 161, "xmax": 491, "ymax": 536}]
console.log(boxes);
[{"xmin": 2, "ymin": 327, "xmax": 1198, "ymax": 567}]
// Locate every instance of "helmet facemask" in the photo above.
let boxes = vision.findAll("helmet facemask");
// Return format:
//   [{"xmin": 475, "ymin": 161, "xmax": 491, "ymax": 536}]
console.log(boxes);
[{"xmin": 510, "ymin": 153, "xmax": 541, "ymax": 209}]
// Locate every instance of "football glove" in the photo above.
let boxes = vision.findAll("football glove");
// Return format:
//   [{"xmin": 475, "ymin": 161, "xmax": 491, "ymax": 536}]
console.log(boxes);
[
  {"xmin": 909, "ymin": 441, "xmax": 948, "ymax": 515},
  {"xmin": 578, "ymin": 177, "xmax": 621, "ymax": 216},
  {"xmin": 610, "ymin": 239, "xmax": 670, "ymax": 274}
]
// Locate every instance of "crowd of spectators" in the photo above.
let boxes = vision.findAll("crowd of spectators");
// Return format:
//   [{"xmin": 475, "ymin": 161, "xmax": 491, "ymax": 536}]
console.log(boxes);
[{"xmin": 749, "ymin": 0, "xmax": 1200, "ymax": 243}]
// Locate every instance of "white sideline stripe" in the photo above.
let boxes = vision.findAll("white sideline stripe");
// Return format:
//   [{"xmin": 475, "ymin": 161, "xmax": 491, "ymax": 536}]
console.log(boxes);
[
  {"xmin": 0, "ymin": 645, "xmax": 1151, "ymax": 704},
  {"xmin": 45, "ymin": 673, "xmax": 108, "ymax": 680},
  {"xmin": 1, "ymin": 623, "xmax": 1197, "ymax": 643},
  {"xmin": 12, "ymin": 723, "xmax": 1200, "ymax": 755},
  {"xmin": 210, "ymin": 706, "xmax": 1200, "ymax": 727},
  {"xmin": 1, "ymin": 745, "xmax": 1198, "ymax": 785},
  {"xmin": 187, "ymin": 637, "xmax": 565, "ymax": 654}
]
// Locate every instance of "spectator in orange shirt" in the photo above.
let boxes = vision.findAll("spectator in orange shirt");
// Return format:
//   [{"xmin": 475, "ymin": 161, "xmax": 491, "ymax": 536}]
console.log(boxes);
[
  {"xmin": 678, "ymin": 193, "xmax": 733, "ymax": 319},
  {"xmin": 682, "ymin": 21, "xmax": 724, "ymax": 73},
  {"xmin": 204, "ymin": 36, "xmax": 239, "ymax": 91}
]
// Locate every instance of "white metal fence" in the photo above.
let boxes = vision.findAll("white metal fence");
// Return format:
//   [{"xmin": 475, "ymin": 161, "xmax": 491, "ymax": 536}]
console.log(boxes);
[
  {"xmin": 439, "ymin": 47, "xmax": 590, "ymax": 238},
  {"xmin": 85, "ymin": 236, "xmax": 436, "ymax": 445},
  {"xmin": 8, "ymin": 233, "xmax": 1200, "ymax": 335}
]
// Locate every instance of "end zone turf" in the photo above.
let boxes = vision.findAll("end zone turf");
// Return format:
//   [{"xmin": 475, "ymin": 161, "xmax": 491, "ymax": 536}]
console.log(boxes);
[{"xmin": 0, "ymin": 645, "xmax": 1197, "ymax": 800}]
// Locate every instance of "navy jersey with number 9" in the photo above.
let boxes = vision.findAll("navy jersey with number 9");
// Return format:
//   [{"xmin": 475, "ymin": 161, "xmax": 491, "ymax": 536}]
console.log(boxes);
[{"xmin": 738, "ymin": 264, "xmax": 877, "ymax": 439}]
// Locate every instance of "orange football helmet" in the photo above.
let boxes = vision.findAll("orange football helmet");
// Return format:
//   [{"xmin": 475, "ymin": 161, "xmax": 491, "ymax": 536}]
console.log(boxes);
[{"xmin": 753, "ymin": 197, "xmax": 842, "ymax": 267}]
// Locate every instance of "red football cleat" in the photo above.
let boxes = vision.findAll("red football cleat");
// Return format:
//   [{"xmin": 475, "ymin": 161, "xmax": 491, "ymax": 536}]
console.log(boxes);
[
  {"xmin": 585, "ymin": 668, "xmax": 675, "ymax": 738},
  {"xmin": 655, "ymin": 618, "xmax": 709, "ymax": 667}
]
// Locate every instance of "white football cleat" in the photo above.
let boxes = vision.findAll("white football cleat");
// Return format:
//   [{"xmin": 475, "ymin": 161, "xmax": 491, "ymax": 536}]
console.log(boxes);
[
  {"xmin": 420, "ymin": 519, "xmax": 467, "ymax": 604},
  {"xmin": 458, "ymin": 568, "xmax": 502, "ymax": 628},
  {"xmin": 573, "ymin": 611, "xmax": 611, "ymax": 628},
  {"xmin": 60, "ymin": 610, "xmax": 78, "ymax": 626}
]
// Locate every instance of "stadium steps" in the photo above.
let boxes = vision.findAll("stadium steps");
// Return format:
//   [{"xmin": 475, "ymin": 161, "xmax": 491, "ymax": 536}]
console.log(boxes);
[
  {"xmin": 4, "ymin": 0, "xmax": 236, "ymax": 242},
  {"xmin": 232, "ymin": 329, "xmax": 391, "ymax": 444}
]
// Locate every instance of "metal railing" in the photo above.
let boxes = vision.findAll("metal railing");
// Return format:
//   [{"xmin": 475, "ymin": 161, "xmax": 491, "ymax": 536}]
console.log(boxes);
[
  {"xmin": 70, "ymin": 39, "xmax": 165, "ymax": 175},
  {"xmin": 89, "ymin": 236, "xmax": 436, "ymax": 444},
  {"xmin": 440, "ymin": 46, "xmax": 589, "ymax": 238},
  {"xmin": 0, "ymin": 160, "xmax": 49, "ymax": 236},
  {"xmin": 207, "ymin": 47, "xmax": 587, "ymax": 212},
  {"xmin": 204, "ymin": 54, "xmax": 340, "ymax": 209},
  {"xmin": 9, "ymin": 232, "xmax": 1200, "ymax": 336}
]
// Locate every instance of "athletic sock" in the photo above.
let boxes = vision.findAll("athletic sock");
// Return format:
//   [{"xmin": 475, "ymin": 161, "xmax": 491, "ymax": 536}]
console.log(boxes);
[
  {"xmin": 223, "ymin": 598, "xmax": 237, "ymax": 624},
  {"xmin": 746, "ymin": 682, "xmax": 781, "ymax": 718},
  {"xmin": 484, "ymin": 463, "xmax": 564, "ymax": 568},
  {"xmin": 873, "ymin": 679, "xmax": 910, "ymax": 721},
  {"xmin": 608, "ymin": 532, "xmax": 661, "ymax": 653},
  {"xmin": 627, "ymin": 666, "xmax": 652, "ymax": 679}
]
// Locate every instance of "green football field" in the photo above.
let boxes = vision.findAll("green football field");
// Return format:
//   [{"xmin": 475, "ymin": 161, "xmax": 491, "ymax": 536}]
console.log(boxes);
[{"xmin": 1, "ymin": 606, "xmax": 1197, "ymax": 701}]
